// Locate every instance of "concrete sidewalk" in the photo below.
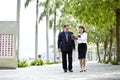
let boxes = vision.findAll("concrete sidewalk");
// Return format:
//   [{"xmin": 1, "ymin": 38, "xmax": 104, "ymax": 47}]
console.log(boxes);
[{"xmin": 0, "ymin": 61, "xmax": 120, "ymax": 80}]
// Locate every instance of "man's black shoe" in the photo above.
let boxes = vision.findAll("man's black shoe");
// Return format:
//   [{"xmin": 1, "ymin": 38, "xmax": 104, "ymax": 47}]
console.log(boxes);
[
  {"xmin": 69, "ymin": 69, "xmax": 73, "ymax": 72},
  {"xmin": 64, "ymin": 70, "xmax": 67, "ymax": 73}
]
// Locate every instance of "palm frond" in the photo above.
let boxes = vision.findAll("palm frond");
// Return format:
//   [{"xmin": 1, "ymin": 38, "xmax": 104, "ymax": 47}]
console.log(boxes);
[
  {"xmin": 49, "ymin": 7, "xmax": 54, "ymax": 16},
  {"xmin": 49, "ymin": 17, "xmax": 54, "ymax": 29},
  {"xmin": 25, "ymin": 0, "xmax": 33, "ymax": 8},
  {"xmin": 39, "ymin": 11, "xmax": 46, "ymax": 22},
  {"xmin": 56, "ymin": 0, "xmax": 63, "ymax": 9},
  {"xmin": 39, "ymin": 0, "xmax": 52, "ymax": 22},
  {"xmin": 39, "ymin": 2, "xmax": 46, "ymax": 7},
  {"xmin": 45, "ymin": 0, "xmax": 50, "ymax": 9}
]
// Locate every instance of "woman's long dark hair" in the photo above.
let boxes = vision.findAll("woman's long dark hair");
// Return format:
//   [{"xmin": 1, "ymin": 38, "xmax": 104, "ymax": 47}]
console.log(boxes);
[{"xmin": 79, "ymin": 26, "xmax": 85, "ymax": 33}]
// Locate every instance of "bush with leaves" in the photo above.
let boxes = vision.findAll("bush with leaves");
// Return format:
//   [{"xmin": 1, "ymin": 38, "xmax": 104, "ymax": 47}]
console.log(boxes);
[
  {"xmin": 111, "ymin": 60, "xmax": 119, "ymax": 65},
  {"xmin": 103, "ymin": 59, "xmax": 109, "ymax": 64},
  {"xmin": 45, "ymin": 61, "xmax": 61, "ymax": 65},
  {"xmin": 18, "ymin": 60, "xmax": 28, "ymax": 68},
  {"xmin": 30, "ymin": 59, "xmax": 44, "ymax": 66}
]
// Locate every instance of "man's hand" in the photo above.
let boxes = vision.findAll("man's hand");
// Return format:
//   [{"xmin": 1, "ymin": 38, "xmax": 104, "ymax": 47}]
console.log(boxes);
[
  {"xmin": 73, "ymin": 49, "xmax": 75, "ymax": 51},
  {"xmin": 74, "ymin": 36, "xmax": 78, "ymax": 40},
  {"xmin": 58, "ymin": 48, "xmax": 61, "ymax": 52}
]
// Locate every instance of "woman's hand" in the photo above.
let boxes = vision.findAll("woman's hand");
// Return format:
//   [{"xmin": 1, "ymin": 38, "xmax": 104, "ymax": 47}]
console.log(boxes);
[{"xmin": 58, "ymin": 48, "xmax": 61, "ymax": 52}]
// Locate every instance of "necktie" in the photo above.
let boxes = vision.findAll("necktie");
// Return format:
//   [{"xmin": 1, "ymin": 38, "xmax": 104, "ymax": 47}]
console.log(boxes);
[{"xmin": 66, "ymin": 34, "xmax": 68, "ymax": 42}]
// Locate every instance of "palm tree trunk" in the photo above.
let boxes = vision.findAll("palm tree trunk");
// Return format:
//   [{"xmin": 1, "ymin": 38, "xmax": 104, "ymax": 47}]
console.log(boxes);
[
  {"xmin": 116, "ymin": 9, "xmax": 120, "ymax": 62},
  {"xmin": 53, "ymin": 0, "xmax": 57, "ymax": 62},
  {"xmin": 46, "ymin": 14, "xmax": 49, "ymax": 62},
  {"xmin": 35, "ymin": 0, "xmax": 39, "ymax": 60},
  {"xmin": 17, "ymin": 0, "xmax": 21, "ymax": 60},
  {"xmin": 96, "ymin": 42, "xmax": 101, "ymax": 62}
]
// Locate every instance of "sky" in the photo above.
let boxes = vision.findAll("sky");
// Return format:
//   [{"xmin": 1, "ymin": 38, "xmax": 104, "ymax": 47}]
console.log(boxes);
[
  {"xmin": 0, "ymin": 0, "xmax": 17, "ymax": 21},
  {"xmin": 0, "ymin": 0, "xmax": 57, "ymax": 59}
]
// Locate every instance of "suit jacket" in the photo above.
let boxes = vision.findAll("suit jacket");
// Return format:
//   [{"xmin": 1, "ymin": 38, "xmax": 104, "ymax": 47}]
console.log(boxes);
[{"xmin": 58, "ymin": 31, "xmax": 75, "ymax": 52}]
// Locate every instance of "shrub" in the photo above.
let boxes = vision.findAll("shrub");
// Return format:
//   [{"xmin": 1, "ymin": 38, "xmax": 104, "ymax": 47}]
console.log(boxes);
[
  {"xmin": 45, "ymin": 61, "xmax": 61, "ymax": 65},
  {"xmin": 100, "ymin": 59, "xmax": 109, "ymax": 64},
  {"xmin": 18, "ymin": 60, "xmax": 28, "ymax": 68},
  {"xmin": 45, "ymin": 62, "xmax": 54, "ymax": 65},
  {"xmin": 99, "ymin": 59, "xmax": 103, "ymax": 63},
  {"xmin": 111, "ymin": 61, "xmax": 119, "ymax": 65},
  {"xmin": 30, "ymin": 60, "xmax": 36, "ymax": 66},
  {"xmin": 103, "ymin": 60, "xmax": 109, "ymax": 64},
  {"xmin": 36, "ymin": 59, "xmax": 44, "ymax": 66},
  {"xmin": 30, "ymin": 59, "xmax": 44, "ymax": 66}
]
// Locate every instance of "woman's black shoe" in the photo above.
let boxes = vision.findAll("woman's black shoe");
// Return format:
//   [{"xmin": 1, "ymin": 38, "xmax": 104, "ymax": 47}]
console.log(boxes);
[{"xmin": 84, "ymin": 70, "xmax": 86, "ymax": 72}]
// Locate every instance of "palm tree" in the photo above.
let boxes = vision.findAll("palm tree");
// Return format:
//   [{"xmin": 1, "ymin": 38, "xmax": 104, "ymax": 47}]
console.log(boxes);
[
  {"xmin": 39, "ymin": 0, "xmax": 51, "ymax": 62},
  {"xmin": 51, "ymin": 0, "xmax": 65, "ymax": 62},
  {"xmin": 53, "ymin": 0, "xmax": 57, "ymax": 62},
  {"xmin": 25, "ymin": 0, "xmax": 39, "ymax": 60},
  {"xmin": 39, "ymin": 0, "xmax": 63, "ymax": 62},
  {"xmin": 17, "ymin": 0, "xmax": 21, "ymax": 60},
  {"xmin": 25, "ymin": 0, "xmax": 53, "ymax": 62}
]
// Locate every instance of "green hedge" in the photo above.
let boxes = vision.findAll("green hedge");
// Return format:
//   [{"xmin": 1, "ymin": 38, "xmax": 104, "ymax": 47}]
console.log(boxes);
[
  {"xmin": 18, "ymin": 58, "xmax": 62, "ymax": 68},
  {"xmin": 102, "ymin": 58, "xmax": 119, "ymax": 65},
  {"xmin": 30, "ymin": 59, "xmax": 44, "ymax": 66},
  {"xmin": 45, "ymin": 61, "xmax": 61, "ymax": 65},
  {"xmin": 18, "ymin": 60, "xmax": 28, "ymax": 68},
  {"xmin": 111, "ymin": 61, "xmax": 118, "ymax": 65}
]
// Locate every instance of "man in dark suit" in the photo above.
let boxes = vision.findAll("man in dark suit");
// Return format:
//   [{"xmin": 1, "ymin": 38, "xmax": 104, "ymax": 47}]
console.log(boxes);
[{"xmin": 58, "ymin": 24, "xmax": 75, "ymax": 72}]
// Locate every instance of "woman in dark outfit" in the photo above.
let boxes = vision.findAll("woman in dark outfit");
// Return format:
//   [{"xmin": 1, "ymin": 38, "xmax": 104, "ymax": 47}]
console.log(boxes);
[{"xmin": 76, "ymin": 26, "xmax": 87, "ymax": 72}]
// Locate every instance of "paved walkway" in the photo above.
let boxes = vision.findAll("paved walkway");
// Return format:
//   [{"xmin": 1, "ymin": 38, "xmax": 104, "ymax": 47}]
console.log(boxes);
[{"xmin": 0, "ymin": 61, "xmax": 120, "ymax": 80}]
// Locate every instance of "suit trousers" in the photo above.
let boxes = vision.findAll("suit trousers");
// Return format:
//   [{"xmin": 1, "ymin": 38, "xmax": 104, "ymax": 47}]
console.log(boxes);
[{"xmin": 61, "ymin": 51, "xmax": 72, "ymax": 70}]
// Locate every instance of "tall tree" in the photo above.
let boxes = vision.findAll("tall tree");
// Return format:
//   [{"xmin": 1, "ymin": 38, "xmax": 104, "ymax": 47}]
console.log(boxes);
[
  {"xmin": 103, "ymin": 37, "xmax": 108, "ymax": 61},
  {"xmin": 108, "ymin": 26, "xmax": 114, "ymax": 62},
  {"xmin": 39, "ymin": 0, "xmax": 51, "ymax": 62},
  {"xmin": 17, "ymin": 0, "xmax": 21, "ymax": 60},
  {"xmin": 116, "ymin": 9, "xmax": 120, "ymax": 62},
  {"xmin": 53, "ymin": 0, "xmax": 57, "ymax": 62}
]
